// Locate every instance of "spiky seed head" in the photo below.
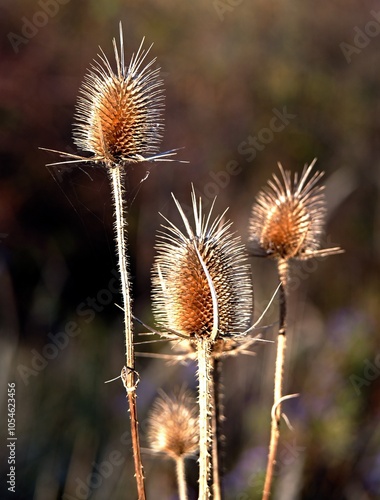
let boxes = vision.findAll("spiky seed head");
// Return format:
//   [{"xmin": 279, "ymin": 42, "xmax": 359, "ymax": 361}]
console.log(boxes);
[
  {"xmin": 73, "ymin": 25, "xmax": 165, "ymax": 167},
  {"xmin": 152, "ymin": 190, "xmax": 253, "ymax": 339},
  {"xmin": 148, "ymin": 389, "xmax": 199, "ymax": 459},
  {"xmin": 248, "ymin": 160, "xmax": 341, "ymax": 260}
]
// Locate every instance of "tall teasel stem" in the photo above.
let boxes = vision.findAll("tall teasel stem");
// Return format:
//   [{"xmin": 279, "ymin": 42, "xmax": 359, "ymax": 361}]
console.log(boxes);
[
  {"xmin": 109, "ymin": 166, "xmax": 145, "ymax": 499},
  {"xmin": 109, "ymin": 167, "xmax": 132, "ymax": 377},
  {"xmin": 197, "ymin": 336, "xmax": 213, "ymax": 499},
  {"xmin": 211, "ymin": 357, "xmax": 223, "ymax": 500},
  {"xmin": 176, "ymin": 456, "xmax": 189, "ymax": 500},
  {"xmin": 262, "ymin": 259, "xmax": 288, "ymax": 500},
  {"xmin": 42, "ymin": 23, "xmax": 181, "ymax": 500},
  {"xmin": 248, "ymin": 160, "xmax": 343, "ymax": 499},
  {"xmin": 274, "ymin": 258, "xmax": 289, "ymax": 423}
]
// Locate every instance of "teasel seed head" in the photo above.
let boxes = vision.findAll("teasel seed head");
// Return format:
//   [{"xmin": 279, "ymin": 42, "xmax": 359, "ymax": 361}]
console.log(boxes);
[
  {"xmin": 151, "ymin": 189, "xmax": 253, "ymax": 341},
  {"xmin": 248, "ymin": 159, "xmax": 342, "ymax": 261},
  {"xmin": 74, "ymin": 25, "xmax": 166, "ymax": 168},
  {"xmin": 148, "ymin": 389, "xmax": 199, "ymax": 459},
  {"xmin": 42, "ymin": 23, "xmax": 177, "ymax": 168}
]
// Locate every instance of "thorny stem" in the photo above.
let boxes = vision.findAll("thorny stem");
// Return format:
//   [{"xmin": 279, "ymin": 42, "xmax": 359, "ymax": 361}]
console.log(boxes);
[
  {"xmin": 176, "ymin": 456, "xmax": 188, "ymax": 500},
  {"xmin": 211, "ymin": 357, "xmax": 223, "ymax": 500},
  {"xmin": 109, "ymin": 166, "xmax": 146, "ymax": 500},
  {"xmin": 262, "ymin": 258, "xmax": 288, "ymax": 500},
  {"xmin": 197, "ymin": 336, "xmax": 212, "ymax": 500}
]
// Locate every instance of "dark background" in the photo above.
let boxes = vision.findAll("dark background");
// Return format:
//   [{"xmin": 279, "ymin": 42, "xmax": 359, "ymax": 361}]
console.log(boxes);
[{"xmin": 1, "ymin": 1, "xmax": 380, "ymax": 499}]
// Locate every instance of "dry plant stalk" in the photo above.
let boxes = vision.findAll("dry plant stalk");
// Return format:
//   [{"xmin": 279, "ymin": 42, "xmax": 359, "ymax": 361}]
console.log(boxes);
[
  {"xmin": 148, "ymin": 388, "xmax": 199, "ymax": 500},
  {"xmin": 210, "ymin": 356, "xmax": 223, "ymax": 500},
  {"xmin": 43, "ymin": 24, "xmax": 176, "ymax": 500},
  {"xmin": 248, "ymin": 159, "xmax": 343, "ymax": 500},
  {"xmin": 151, "ymin": 189, "xmax": 253, "ymax": 499}
]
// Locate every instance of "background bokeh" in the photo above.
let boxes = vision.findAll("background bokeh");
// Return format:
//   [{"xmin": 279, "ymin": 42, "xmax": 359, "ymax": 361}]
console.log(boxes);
[{"xmin": 1, "ymin": 1, "xmax": 380, "ymax": 499}]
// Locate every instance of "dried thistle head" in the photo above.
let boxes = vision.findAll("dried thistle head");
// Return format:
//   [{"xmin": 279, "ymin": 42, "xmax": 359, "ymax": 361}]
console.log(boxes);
[
  {"xmin": 43, "ymin": 24, "xmax": 175, "ymax": 168},
  {"xmin": 248, "ymin": 159, "xmax": 342, "ymax": 260},
  {"xmin": 148, "ymin": 388, "xmax": 198, "ymax": 460},
  {"xmin": 151, "ymin": 189, "xmax": 253, "ymax": 341}
]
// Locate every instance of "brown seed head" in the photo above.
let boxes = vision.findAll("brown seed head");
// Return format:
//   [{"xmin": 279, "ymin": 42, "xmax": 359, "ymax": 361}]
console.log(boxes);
[
  {"xmin": 152, "ymin": 190, "xmax": 253, "ymax": 339},
  {"xmin": 248, "ymin": 159, "xmax": 341, "ymax": 260},
  {"xmin": 73, "ymin": 25, "xmax": 166, "ymax": 167},
  {"xmin": 42, "ymin": 25, "xmax": 178, "ymax": 168},
  {"xmin": 148, "ymin": 389, "xmax": 198, "ymax": 459}
]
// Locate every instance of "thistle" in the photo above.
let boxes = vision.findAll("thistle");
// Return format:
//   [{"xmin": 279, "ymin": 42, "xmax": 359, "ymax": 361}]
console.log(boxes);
[
  {"xmin": 151, "ymin": 188, "xmax": 253, "ymax": 499},
  {"xmin": 152, "ymin": 193, "xmax": 252, "ymax": 341},
  {"xmin": 43, "ymin": 24, "xmax": 175, "ymax": 168},
  {"xmin": 248, "ymin": 158, "xmax": 341, "ymax": 270},
  {"xmin": 42, "ymin": 24, "xmax": 180, "ymax": 500},
  {"xmin": 248, "ymin": 159, "xmax": 342, "ymax": 500},
  {"xmin": 148, "ymin": 389, "xmax": 198, "ymax": 500}
]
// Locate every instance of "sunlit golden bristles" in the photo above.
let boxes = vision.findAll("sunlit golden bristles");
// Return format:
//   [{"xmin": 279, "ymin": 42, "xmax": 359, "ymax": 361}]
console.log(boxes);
[
  {"xmin": 73, "ymin": 26, "xmax": 164, "ymax": 167},
  {"xmin": 41, "ymin": 24, "xmax": 181, "ymax": 168},
  {"xmin": 152, "ymin": 190, "xmax": 253, "ymax": 340},
  {"xmin": 148, "ymin": 389, "xmax": 199, "ymax": 459},
  {"xmin": 248, "ymin": 159, "xmax": 342, "ymax": 260}
]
